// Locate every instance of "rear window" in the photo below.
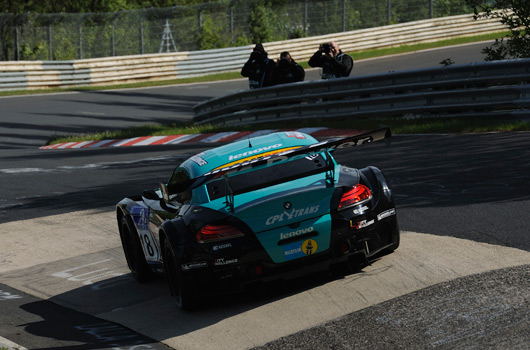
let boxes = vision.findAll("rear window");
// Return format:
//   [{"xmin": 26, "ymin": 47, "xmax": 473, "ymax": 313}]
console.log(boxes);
[{"xmin": 206, "ymin": 153, "xmax": 331, "ymax": 200}]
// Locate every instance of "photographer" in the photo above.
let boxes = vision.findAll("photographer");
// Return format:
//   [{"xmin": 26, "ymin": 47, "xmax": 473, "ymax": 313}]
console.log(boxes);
[
  {"xmin": 241, "ymin": 43, "xmax": 276, "ymax": 89},
  {"xmin": 271, "ymin": 51, "xmax": 305, "ymax": 86},
  {"xmin": 308, "ymin": 41, "xmax": 353, "ymax": 79}
]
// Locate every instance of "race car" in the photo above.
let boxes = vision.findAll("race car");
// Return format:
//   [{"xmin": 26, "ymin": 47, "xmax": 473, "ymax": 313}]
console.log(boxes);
[{"xmin": 116, "ymin": 126, "xmax": 399, "ymax": 310}]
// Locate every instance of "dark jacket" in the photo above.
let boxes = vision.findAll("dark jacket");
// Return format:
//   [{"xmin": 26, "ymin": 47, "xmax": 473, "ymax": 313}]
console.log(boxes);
[
  {"xmin": 308, "ymin": 50, "xmax": 353, "ymax": 79},
  {"xmin": 270, "ymin": 59, "xmax": 305, "ymax": 86},
  {"xmin": 241, "ymin": 45, "xmax": 276, "ymax": 89}
]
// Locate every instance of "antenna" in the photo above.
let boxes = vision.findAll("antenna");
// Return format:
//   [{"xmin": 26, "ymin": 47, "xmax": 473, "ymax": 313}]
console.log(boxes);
[
  {"xmin": 247, "ymin": 131, "xmax": 252, "ymax": 148},
  {"xmin": 159, "ymin": 18, "xmax": 177, "ymax": 53}
]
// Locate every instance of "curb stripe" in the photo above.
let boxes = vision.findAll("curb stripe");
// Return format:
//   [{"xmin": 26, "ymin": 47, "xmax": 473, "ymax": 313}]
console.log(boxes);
[
  {"xmin": 200, "ymin": 131, "xmax": 240, "ymax": 143},
  {"xmin": 155, "ymin": 135, "xmax": 183, "ymax": 145},
  {"xmin": 166, "ymin": 134, "xmax": 200, "ymax": 144},
  {"xmin": 40, "ymin": 128, "xmax": 363, "ymax": 150}
]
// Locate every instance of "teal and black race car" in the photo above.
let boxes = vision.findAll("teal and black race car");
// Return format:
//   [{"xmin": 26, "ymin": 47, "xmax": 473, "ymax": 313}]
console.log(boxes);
[{"xmin": 116, "ymin": 126, "xmax": 399, "ymax": 310}]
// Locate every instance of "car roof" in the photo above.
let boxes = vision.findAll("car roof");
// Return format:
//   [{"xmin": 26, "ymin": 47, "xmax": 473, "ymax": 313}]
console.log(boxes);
[{"xmin": 179, "ymin": 131, "xmax": 318, "ymax": 179}]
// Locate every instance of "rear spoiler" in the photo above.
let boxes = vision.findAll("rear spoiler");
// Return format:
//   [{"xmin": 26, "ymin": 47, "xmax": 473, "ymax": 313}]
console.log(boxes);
[{"xmin": 200, "ymin": 126, "xmax": 391, "ymax": 178}]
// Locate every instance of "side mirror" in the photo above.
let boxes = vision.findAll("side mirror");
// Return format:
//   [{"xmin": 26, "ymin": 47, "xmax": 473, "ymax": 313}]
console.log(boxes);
[
  {"xmin": 142, "ymin": 188, "xmax": 160, "ymax": 200},
  {"xmin": 159, "ymin": 183, "xmax": 170, "ymax": 203}
]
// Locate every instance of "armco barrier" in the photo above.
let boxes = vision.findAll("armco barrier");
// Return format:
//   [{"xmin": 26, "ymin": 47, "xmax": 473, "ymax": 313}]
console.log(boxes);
[
  {"xmin": 0, "ymin": 13, "xmax": 507, "ymax": 91},
  {"xmin": 192, "ymin": 59, "xmax": 530, "ymax": 125}
]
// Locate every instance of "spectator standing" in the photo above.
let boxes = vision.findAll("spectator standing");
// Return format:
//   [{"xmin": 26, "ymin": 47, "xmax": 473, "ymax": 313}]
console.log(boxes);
[
  {"xmin": 308, "ymin": 41, "xmax": 353, "ymax": 79},
  {"xmin": 271, "ymin": 51, "xmax": 305, "ymax": 86},
  {"xmin": 241, "ymin": 43, "xmax": 276, "ymax": 89}
]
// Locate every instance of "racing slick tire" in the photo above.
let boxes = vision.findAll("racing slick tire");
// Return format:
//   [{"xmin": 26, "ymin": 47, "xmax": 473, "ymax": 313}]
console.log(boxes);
[
  {"xmin": 163, "ymin": 239, "xmax": 197, "ymax": 311},
  {"xmin": 119, "ymin": 215, "xmax": 155, "ymax": 283}
]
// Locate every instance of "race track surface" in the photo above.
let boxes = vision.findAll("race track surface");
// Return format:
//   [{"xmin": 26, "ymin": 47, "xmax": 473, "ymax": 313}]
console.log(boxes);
[{"xmin": 1, "ymin": 42, "xmax": 529, "ymax": 350}]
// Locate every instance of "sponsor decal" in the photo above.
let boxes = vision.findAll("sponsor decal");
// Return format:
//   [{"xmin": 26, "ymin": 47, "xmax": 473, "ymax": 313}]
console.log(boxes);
[
  {"xmin": 204, "ymin": 145, "xmax": 301, "ymax": 176},
  {"xmin": 228, "ymin": 143, "xmax": 283, "ymax": 161},
  {"xmin": 213, "ymin": 242, "xmax": 232, "ymax": 251},
  {"xmin": 266, "ymin": 205, "xmax": 320, "ymax": 225},
  {"xmin": 353, "ymin": 205, "xmax": 369, "ymax": 215},
  {"xmin": 351, "ymin": 219, "xmax": 375, "ymax": 230},
  {"xmin": 377, "ymin": 208, "xmax": 396, "ymax": 221},
  {"xmin": 131, "ymin": 206, "xmax": 149, "ymax": 230},
  {"xmin": 302, "ymin": 239, "xmax": 318, "ymax": 255},
  {"xmin": 213, "ymin": 258, "xmax": 238, "ymax": 266},
  {"xmin": 190, "ymin": 153, "xmax": 207, "ymax": 166},
  {"xmin": 305, "ymin": 154, "xmax": 320, "ymax": 161},
  {"xmin": 130, "ymin": 206, "xmax": 160, "ymax": 261},
  {"xmin": 334, "ymin": 136, "xmax": 373, "ymax": 149},
  {"xmin": 284, "ymin": 247, "xmax": 302, "ymax": 257},
  {"xmin": 181, "ymin": 262, "xmax": 208, "ymax": 270},
  {"xmin": 285, "ymin": 131, "xmax": 306, "ymax": 139},
  {"xmin": 280, "ymin": 226, "xmax": 314, "ymax": 240},
  {"xmin": 283, "ymin": 238, "xmax": 318, "ymax": 260}
]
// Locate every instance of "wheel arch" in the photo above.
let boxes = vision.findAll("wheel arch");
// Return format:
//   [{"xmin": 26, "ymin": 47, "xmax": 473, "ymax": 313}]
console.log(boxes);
[
  {"xmin": 159, "ymin": 218, "xmax": 191, "ymax": 264},
  {"xmin": 359, "ymin": 165, "xmax": 394, "ymax": 204}
]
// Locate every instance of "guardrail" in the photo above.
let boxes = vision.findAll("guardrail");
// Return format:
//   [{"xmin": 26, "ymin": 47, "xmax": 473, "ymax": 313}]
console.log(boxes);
[
  {"xmin": 0, "ymin": 13, "xmax": 507, "ymax": 92},
  {"xmin": 192, "ymin": 59, "xmax": 530, "ymax": 125}
]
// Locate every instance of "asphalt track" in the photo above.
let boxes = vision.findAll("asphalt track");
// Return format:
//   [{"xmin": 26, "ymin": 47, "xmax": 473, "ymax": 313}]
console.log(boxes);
[{"xmin": 1, "ymin": 42, "xmax": 530, "ymax": 349}]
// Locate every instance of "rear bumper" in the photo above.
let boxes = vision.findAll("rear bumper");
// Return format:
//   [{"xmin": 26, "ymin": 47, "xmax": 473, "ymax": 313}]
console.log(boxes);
[{"xmin": 182, "ymin": 215, "xmax": 398, "ymax": 292}]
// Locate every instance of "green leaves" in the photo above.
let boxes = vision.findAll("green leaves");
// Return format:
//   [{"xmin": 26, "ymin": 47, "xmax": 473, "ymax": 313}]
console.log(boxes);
[{"xmin": 467, "ymin": 0, "xmax": 530, "ymax": 59}]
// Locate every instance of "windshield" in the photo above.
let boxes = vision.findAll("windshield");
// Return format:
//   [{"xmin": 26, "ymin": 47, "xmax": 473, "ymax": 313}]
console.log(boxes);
[{"xmin": 204, "ymin": 152, "xmax": 334, "ymax": 201}]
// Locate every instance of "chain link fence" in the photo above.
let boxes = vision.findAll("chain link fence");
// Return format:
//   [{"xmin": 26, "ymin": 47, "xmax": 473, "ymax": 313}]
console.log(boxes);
[{"xmin": 0, "ymin": 0, "xmax": 472, "ymax": 61}]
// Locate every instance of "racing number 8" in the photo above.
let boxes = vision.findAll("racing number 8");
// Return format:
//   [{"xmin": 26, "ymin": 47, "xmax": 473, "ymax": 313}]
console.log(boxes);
[{"xmin": 142, "ymin": 234, "xmax": 155, "ymax": 257}]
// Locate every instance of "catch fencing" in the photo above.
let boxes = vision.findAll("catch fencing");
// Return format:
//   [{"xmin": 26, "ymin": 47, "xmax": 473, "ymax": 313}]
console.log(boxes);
[
  {"xmin": 192, "ymin": 59, "xmax": 530, "ymax": 124},
  {"xmin": 0, "ymin": 0, "xmax": 473, "ymax": 61},
  {"xmin": 0, "ymin": 14, "xmax": 508, "ymax": 92}
]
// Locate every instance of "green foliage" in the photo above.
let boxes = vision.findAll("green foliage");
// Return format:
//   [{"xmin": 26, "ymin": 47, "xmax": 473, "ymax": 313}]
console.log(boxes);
[
  {"xmin": 19, "ymin": 42, "xmax": 45, "ymax": 60},
  {"xmin": 233, "ymin": 33, "xmax": 250, "ymax": 47},
  {"xmin": 197, "ymin": 15, "xmax": 226, "ymax": 50},
  {"xmin": 0, "ymin": 0, "xmax": 490, "ymax": 60},
  {"xmin": 248, "ymin": 3, "xmax": 276, "ymax": 44},
  {"xmin": 467, "ymin": 0, "xmax": 530, "ymax": 59}
]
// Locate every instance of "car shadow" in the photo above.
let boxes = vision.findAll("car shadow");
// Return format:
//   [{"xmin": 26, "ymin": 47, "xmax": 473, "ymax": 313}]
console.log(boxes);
[{"xmin": 19, "ymin": 257, "xmax": 372, "ymax": 346}]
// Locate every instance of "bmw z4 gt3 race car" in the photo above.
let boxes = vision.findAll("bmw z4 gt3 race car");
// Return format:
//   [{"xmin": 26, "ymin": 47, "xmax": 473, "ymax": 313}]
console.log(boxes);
[{"xmin": 117, "ymin": 126, "xmax": 399, "ymax": 310}]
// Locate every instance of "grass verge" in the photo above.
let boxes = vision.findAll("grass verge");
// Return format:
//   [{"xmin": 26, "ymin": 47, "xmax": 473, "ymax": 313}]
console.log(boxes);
[
  {"xmin": 6, "ymin": 30, "xmax": 521, "ymax": 145},
  {"xmin": 1, "ymin": 31, "xmax": 506, "ymax": 98},
  {"xmin": 47, "ymin": 116, "xmax": 530, "ymax": 145}
]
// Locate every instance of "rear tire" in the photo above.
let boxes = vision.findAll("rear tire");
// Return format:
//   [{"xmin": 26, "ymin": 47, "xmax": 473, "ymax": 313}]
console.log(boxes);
[
  {"xmin": 119, "ymin": 215, "xmax": 154, "ymax": 283},
  {"xmin": 163, "ymin": 239, "xmax": 197, "ymax": 311}
]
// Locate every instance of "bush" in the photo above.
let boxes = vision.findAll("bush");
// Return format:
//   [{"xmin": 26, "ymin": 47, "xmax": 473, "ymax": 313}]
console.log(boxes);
[{"xmin": 467, "ymin": 0, "xmax": 530, "ymax": 60}]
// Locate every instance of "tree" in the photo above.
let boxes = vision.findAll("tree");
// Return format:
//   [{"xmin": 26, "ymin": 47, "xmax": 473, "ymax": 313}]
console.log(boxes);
[
  {"xmin": 197, "ymin": 15, "xmax": 226, "ymax": 50},
  {"xmin": 467, "ymin": 0, "xmax": 530, "ymax": 60},
  {"xmin": 248, "ymin": 3, "xmax": 275, "ymax": 44}
]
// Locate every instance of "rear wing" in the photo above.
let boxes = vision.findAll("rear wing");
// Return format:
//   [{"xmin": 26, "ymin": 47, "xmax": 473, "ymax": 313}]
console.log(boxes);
[
  {"xmin": 162, "ymin": 126, "xmax": 391, "ymax": 207},
  {"xmin": 201, "ymin": 126, "xmax": 391, "ymax": 178}
]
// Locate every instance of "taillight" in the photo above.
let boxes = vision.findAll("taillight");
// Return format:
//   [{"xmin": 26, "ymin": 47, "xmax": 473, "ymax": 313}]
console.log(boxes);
[
  {"xmin": 338, "ymin": 184, "xmax": 372, "ymax": 210},
  {"xmin": 196, "ymin": 224, "xmax": 244, "ymax": 243}
]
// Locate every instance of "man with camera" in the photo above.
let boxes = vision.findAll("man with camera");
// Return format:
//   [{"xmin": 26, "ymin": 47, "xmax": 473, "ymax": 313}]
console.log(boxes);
[
  {"xmin": 308, "ymin": 41, "xmax": 353, "ymax": 80},
  {"xmin": 241, "ymin": 43, "xmax": 276, "ymax": 89},
  {"xmin": 270, "ymin": 51, "xmax": 305, "ymax": 86}
]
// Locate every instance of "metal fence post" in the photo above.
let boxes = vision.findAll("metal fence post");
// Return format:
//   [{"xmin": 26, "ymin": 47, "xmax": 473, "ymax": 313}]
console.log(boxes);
[
  {"xmin": 304, "ymin": 1, "xmax": 308, "ymax": 35},
  {"xmin": 14, "ymin": 25, "xmax": 19, "ymax": 61},
  {"xmin": 78, "ymin": 18, "xmax": 83, "ymax": 59},
  {"xmin": 110, "ymin": 11, "xmax": 122, "ymax": 56},
  {"xmin": 139, "ymin": 19, "xmax": 144, "ymax": 54},
  {"xmin": 48, "ymin": 24, "xmax": 53, "ymax": 60},
  {"xmin": 388, "ymin": 0, "xmax": 391, "ymax": 24},
  {"xmin": 430, "ymin": 0, "xmax": 434, "ymax": 18},
  {"xmin": 342, "ymin": 0, "xmax": 346, "ymax": 32},
  {"xmin": 198, "ymin": 8, "xmax": 202, "ymax": 31},
  {"xmin": 230, "ymin": 0, "xmax": 237, "ymax": 41}
]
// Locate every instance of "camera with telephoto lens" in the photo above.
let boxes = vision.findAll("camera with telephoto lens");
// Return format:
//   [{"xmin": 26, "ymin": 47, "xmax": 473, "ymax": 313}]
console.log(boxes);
[{"xmin": 321, "ymin": 42, "xmax": 332, "ymax": 54}]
